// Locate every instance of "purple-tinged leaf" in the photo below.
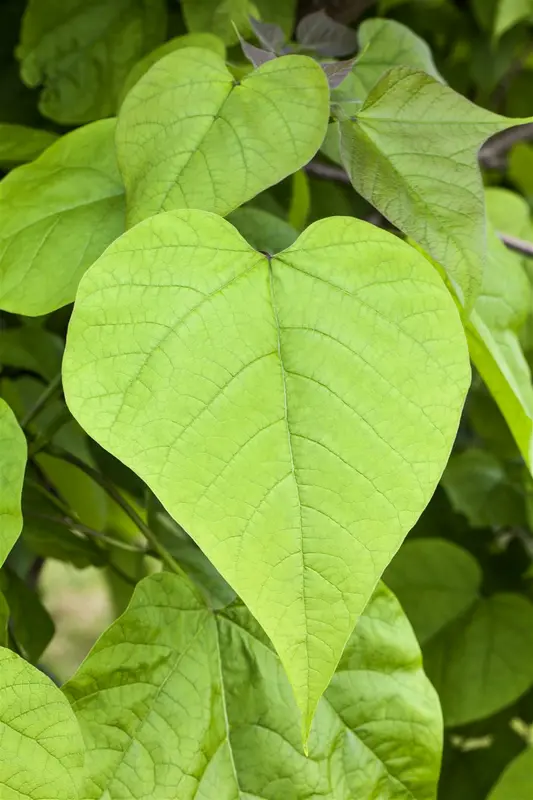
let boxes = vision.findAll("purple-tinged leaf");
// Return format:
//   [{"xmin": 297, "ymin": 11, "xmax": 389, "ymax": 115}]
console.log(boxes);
[
  {"xmin": 322, "ymin": 58, "xmax": 357, "ymax": 88},
  {"xmin": 296, "ymin": 10, "xmax": 357, "ymax": 57},
  {"xmin": 250, "ymin": 16, "xmax": 285, "ymax": 52}
]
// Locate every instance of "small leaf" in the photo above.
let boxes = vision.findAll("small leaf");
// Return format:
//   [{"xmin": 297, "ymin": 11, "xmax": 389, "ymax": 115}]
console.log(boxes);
[
  {"xmin": 338, "ymin": 67, "xmax": 533, "ymax": 307},
  {"xmin": 64, "ymin": 572, "xmax": 442, "ymax": 799},
  {"xmin": 296, "ymin": 10, "xmax": 357, "ymax": 57},
  {"xmin": 0, "ymin": 123, "xmax": 57, "ymax": 168},
  {"xmin": 386, "ymin": 539, "xmax": 533, "ymax": 726},
  {"xmin": 494, "ymin": 0, "xmax": 533, "ymax": 38},
  {"xmin": 321, "ymin": 57, "xmax": 357, "ymax": 89},
  {"xmin": 116, "ymin": 49, "xmax": 329, "ymax": 226},
  {"xmin": 249, "ymin": 16, "xmax": 285, "ymax": 52},
  {"xmin": 0, "ymin": 119, "xmax": 125, "ymax": 316},
  {"xmin": 120, "ymin": 33, "xmax": 226, "ymax": 104},
  {"xmin": 17, "ymin": 0, "xmax": 167, "ymax": 123},
  {"xmin": 488, "ymin": 746, "xmax": 533, "ymax": 799},
  {"xmin": 0, "ymin": 399, "xmax": 26, "ymax": 569},
  {"xmin": 0, "ymin": 648, "xmax": 84, "ymax": 798},
  {"xmin": 236, "ymin": 31, "xmax": 277, "ymax": 67},
  {"xmin": 63, "ymin": 209, "xmax": 469, "ymax": 735}
]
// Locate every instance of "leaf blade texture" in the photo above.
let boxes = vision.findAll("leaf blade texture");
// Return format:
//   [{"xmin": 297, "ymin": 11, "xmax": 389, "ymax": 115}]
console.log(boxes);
[
  {"xmin": 63, "ymin": 209, "xmax": 470, "ymax": 733},
  {"xmin": 64, "ymin": 571, "xmax": 442, "ymax": 800},
  {"xmin": 116, "ymin": 49, "xmax": 330, "ymax": 226}
]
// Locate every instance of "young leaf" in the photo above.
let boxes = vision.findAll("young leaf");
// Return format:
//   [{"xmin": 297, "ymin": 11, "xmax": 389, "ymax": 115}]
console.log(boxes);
[
  {"xmin": 249, "ymin": 16, "xmax": 286, "ymax": 52},
  {"xmin": 386, "ymin": 539, "xmax": 533, "ymax": 726},
  {"xmin": 116, "ymin": 49, "xmax": 329, "ymax": 226},
  {"xmin": 296, "ymin": 10, "xmax": 357, "ymax": 57},
  {"xmin": 0, "ymin": 119, "xmax": 125, "ymax": 316},
  {"xmin": 337, "ymin": 67, "xmax": 533, "ymax": 306},
  {"xmin": 17, "ymin": 0, "xmax": 167, "ymax": 123},
  {"xmin": 120, "ymin": 33, "xmax": 226, "ymax": 104},
  {"xmin": 236, "ymin": 33, "xmax": 277, "ymax": 67},
  {"xmin": 0, "ymin": 399, "xmax": 26, "ymax": 568},
  {"xmin": 488, "ymin": 746, "xmax": 533, "ymax": 799},
  {"xmin": 0, "ymin": 123, "xmax": 57, "ymax": 168},
  {"xmin": 0, "ymin": 648, "xmax": 84, "ymax": 798},
  {"xmin": 64, "ymin": 572, "xmax": 442, "ymax": 799},
  {"xmin": 63, "ymin": 209, "xmax": 470, "ymax": 734}
]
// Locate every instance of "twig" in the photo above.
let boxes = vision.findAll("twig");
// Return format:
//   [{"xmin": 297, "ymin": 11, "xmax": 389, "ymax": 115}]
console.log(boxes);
[
  {"xmin": 497, "ymin": 231, "xmax": 533, "ymax": 258},
  {"xmin": 21, "ymin": 373, "xmax": 62, "ymax": 429},
  {"xmin": 305, "ymin": 160, "xmax": 350, "ymax": 183}
]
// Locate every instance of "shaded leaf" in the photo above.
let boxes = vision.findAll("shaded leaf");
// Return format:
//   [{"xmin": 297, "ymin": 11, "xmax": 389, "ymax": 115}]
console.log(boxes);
[
  {"xmin": 386, "ymin": 539, "xmax": 533, "ymax": 726},
  {"xmin": 0, "ymin": 399, "xmax": 26, "ymax": 569},
  {"xmin": 249, "ymin": 16, "xmax": 285, "ymax": 52},
  {"xmin": 227, "ymin": 206, "xmax": 298, "ymax": 252},
  {"xmin": 0, "ymin": 648, "xmax": 84, "ymax": 798},
  {"xmin": 494, "ymin": 0, "xmax": 533, "ymax": 38},
  {"xmin": 0, "ymin": 326, "xmax": 63, "ymax": 381},
  {"xmin": 0, "ymin": 568, "xmax": 54, "ymax": 663},
  {"xmin": 296, "ymin": 10, "xmax": 357, "ymax": 57},
  {"xmin": 17, "ymin": 0, "xmax": 167, "ymax": 123},
  {"xmin": 237, "ymin": 34, "xmax": 277, "ymax": 67},
  {"xmin": 0, "ymin": 123, "xmax": 57, "ymax": 168},
  {"xmin": 64, "ymin": 572, "xmax": 442, "ymax": 799},
  {"xmin": 182, "ymin": 0, "xmax": 297, "ymax": 43},
  {"xmin": 116, "ymin": 49, "xmax": 329, "ymax": 226},
  {"xmin": 63, "ymin": 209, "xmax": 469, "ymax": 735},
  {"xmin": 338, "ymin": 67, "xmax": 532, "ymax": 306},
  {"xmin": 0, "ymin": 119, "xmax": 125, "ymax": 316},
  {"xmin": 321, "ymin": 57, "xmax": 357, "ymax": 89}
]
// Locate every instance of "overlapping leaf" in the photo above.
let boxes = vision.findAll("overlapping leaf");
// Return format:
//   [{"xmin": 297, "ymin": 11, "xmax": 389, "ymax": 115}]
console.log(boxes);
[
  {"xmin": 17, "ymin": 0, "xmax": 167, "ymax": 122},
  {"xmin": 181, "ymin": 0, "xmax": 296, "ymax": 44},
  {"xmin": 337, "ymin": 67, "xmax": 533, "ymax": 306},
  {"xmin": 0, "ymin": 399, "xmax": 26, "ymax": 568},
  {"xmin": 488, "ymin": 746, "xmax": 533, "ymax": 799},
  {"xmin": 0, "ymin": 123, "xmax": 57, "ymax": 168},
  {"xmin": 0, "ymin": 119, "xmax": 125, "ymax": 316},
  {"xmin": 0, "ymin": 648, "xmax": 84, "ymax": 798},
  {"xmin": 63, "ymin": 209, "xmax": 469, "ymax": 732},
  {"xmin": 386, "ymin": 539, "xmax": 533, "ymax": 726},
  {"xmin": 116, "ymin": 49, "xmax": 330, "ymax": 226},
  {"xmin": 64, "ymin": 571, "xmax": 442, "ymax": 800}
]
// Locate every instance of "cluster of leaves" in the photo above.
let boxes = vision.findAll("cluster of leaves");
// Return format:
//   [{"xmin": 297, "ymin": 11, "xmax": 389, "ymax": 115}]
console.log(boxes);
[{"xmin": 2, "ymin": 0, "xmax": 533, "ymax": 797}]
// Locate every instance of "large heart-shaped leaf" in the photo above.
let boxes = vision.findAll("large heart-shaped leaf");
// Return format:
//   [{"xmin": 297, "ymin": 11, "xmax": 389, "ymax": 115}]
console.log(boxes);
[
  {"xmin": 0, "ymin": 119, "xmax": 125, "ymax": 316},
  {"xmin": 386, "ymin": 538, "xmax": 533, "ymax": 726},
  {"xmin": 337, "ymin": 67, "xmax": 533, "ymax": 306},
  {"xmin": 0, "ymin": 648, "xmax": 84, "ymax": 798},
  {"xmin": 116, "ymin": 49, "xmax": 330, "ymax": 226},
  {"xmin": 17, "ymin": 0, "xmax": 167, "ymax": 123},
  {"xmin": 64, "ymin": 571, "xmax": 442, "ymax": 800},
  {"xmin": 63, "ymin": 210, "xmax": 469, "ymax": 732},
  {"xmin": 0, "ymin": 399, "xmax": 26, "ymax": 568}
]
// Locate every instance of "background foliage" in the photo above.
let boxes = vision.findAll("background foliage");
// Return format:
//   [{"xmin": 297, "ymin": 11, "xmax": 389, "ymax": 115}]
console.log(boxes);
[{"xmin": 2, "ymin": 1, "xmax": 533, "ymax": 798}]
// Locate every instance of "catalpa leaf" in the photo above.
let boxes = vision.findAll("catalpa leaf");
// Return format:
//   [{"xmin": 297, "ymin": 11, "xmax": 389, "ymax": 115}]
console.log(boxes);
[
  {"xmin": 64, "ymin": 571, "xmax": 442, "ymax": 799},
  {"xmin": 488, "ymin": 746, "xmax": 533, "ymax": 800},
  {"xmin": 181, "ymin": 0, "xmax": 296, "ymax": 44},
  {"xmin": 0, "ymin": 648, "xmax": 84, "ymax": 798},
  {"xmin": 0, "ymin": 119, "xmax": 125, "ymax": 316},
  {"xmin": 337, "ymin": 67, "xmax": 533, "ymax": 306},
  {"xmin": 17, "ymin": 0, "xmax": 167, "ymax": 123},
  {"xmin": 386, "ymin": 539, "xmax": 533, "ymax": 726},
  {"xmin": 0, "ymin": 569, "xmax": 55, "ymax": 663},
  {"xmin": 0, "ymin": 399, "xmax": 26, "ymax": 569},
  {"xmin": 120, "ymin": 33, "xmax": 226, "ymax": 104},
  {"xmin": 63, "ymin": 210, "xmax": 469, "ymax": 734},
  {"xmin": 116, "ymin": 49, "xmax": 329, "ymax": 226},
  {"xmin": 0, "ymin": 123, "xmax": 57, "ymax": 168},
  {"xmin": 334, "ymin": 18, "xmax": 443, "ymax": 110},
  {"xmin": 227, "ymin": 206, "xmax": 298, "ymax": 252}
]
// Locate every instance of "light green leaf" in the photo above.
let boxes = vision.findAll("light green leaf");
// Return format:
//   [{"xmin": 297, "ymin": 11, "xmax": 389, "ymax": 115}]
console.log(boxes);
[
  {"xmin": 0, "ymin": 399, "xmax": 26, "ymax": 569},
  {"xmin": 227, "ymin": 207, "xmax": 298, "ymax": 252},
  {"xmin": 17, "ymin": 0, "xmax": 167, "ymax": 123},
  {"xmin": 486, "ymin": 186, "xmax": 533, "ymax": 242},
  {"xmin": 386, "ymin": 539, "xmax": 533, "ymax": 726},
  {"xmin": 181, "ymin": 0, "xmax": 296, "ymax": 44},
  {"xmin": 494, "ymin": 0, "xmax": 533, "ymax": 38},
  {"xmin": 64, "ymin": 572, "xmax": 442, "ymax": 800},
  {"xmin": 120, "ymin": 32, "xmax": 226, "ymax": 105},
  {"xmin": 488, "ymin": 746, "xmax": 533, "ymax": 799},
  {"xmin": 337, "ymin": 67, "xmax": 532, "ymax": 306},
  {"xmin": 0, "ymin": 119, "xmax": 125, "ymax": 316},
  {"xmin": 334, "ymin": 18, "xmax": 442, "ymax": 110},
  {"xmin": 0, "ymin": 648, "xmax": 84, "ymax": 799},
  {"xmin": 63, "ymin": 209, "xmax": 469, "ymax": 734},
  {"xmin": 465, "ymin": 227, "xmax": 533, "ymax": 471},
  {"xmin": 116, "ymin": 49, "xmax": 329, "ymax": 226},
  {"xmin": 509, "ymin": 142, "xmax": 533, "ymax": 199},
  {"xmin": 441, "ymin": 448, "xmax": 526, "ymax": 528},
  {"xmin": 0, "ymin": 123, "xmax": 57, "ymax": 168},
  {"xmin": 0, "ymin": 568, "xmax": 55, "ymax": 663}
]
